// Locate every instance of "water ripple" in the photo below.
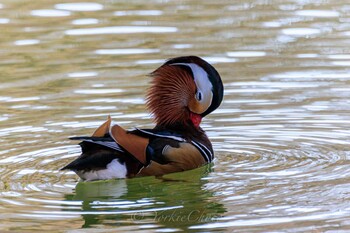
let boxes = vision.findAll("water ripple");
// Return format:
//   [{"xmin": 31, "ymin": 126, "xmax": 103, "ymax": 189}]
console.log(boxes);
[
  {"xmin": 74, "ymin": 88, "xmax": 124, "ymax": 94},
  {"xmin": 2, "ymin": 0, "xmax": 350, "ymax": 232},
  {"xmin": 227, "ymin": 51, "xmax": 267, "ymax": 57},
  {"xmin": 114, "ymin": 10, "xmax": 163, "ymax": 16},
  {"xmin": 95, "ymin": 48, "xmax": 160, "ymax": 55},
  {"xmin": 65, "ymin": 26, "xmax": 178, "ymax": 35},
  {"xmin": 71, "ymin": 18, "xmax": 99, "ymax": 25},
  {"xmin": 14, "ymin": 39, "xmax": 40, "ymax": 46},
  {"xmin": 281, "ymin": 28, "xmax": 321, "ymax": 36},
  {"xmin": 295, "ymin": 10, "xmax": 340, "ymax": 18},
  {"xmin": 68, "ymin": 71, "xmax": 98, "ymax": 78},
  {"xmin": 31, "ymin": 9, "xmax": 71, "ymax": 17},
  {"xmin": 0, "ymin": 126, "xmax": 47, "ymax": 137},
  {"xmin": 55, "ymin": 3, "xmax": 103, "ymax": 12},
  {"xmin": 202, "ymin": 56, "xmax": 237, "ymax": 64},
  {"xmin": 0, "ymin": 18, "xmax": 10, "ymax": 24}
]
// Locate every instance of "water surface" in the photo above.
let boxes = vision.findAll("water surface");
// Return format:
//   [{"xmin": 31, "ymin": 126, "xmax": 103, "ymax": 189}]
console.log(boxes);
[{"xmin": 1, "ymin": 0, "xmax": 350, "ymax": 232}]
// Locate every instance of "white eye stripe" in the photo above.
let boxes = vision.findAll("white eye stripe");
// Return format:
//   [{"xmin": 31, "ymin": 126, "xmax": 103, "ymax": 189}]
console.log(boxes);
[{"xmin": 171, "ymin": 63, "xmax": 213, "ymax": 100}]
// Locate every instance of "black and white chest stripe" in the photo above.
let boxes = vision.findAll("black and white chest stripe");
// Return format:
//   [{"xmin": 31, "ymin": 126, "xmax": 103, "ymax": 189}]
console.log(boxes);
[{"xmin": 190, "ymin": 140, "xmax": 213, "ymax": 162}]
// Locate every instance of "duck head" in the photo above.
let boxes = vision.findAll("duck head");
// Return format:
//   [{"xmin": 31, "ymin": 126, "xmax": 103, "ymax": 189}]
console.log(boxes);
[{"xmin": 146, "ymin": 56, "xmax": 223, "ymax": 128}]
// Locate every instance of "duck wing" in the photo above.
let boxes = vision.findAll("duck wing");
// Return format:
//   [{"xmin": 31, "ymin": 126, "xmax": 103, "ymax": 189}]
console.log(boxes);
[
  {"xmin": 61, "ymin": 117, "xmax": 147, "ymax": 180},
  {"xmin": 62, "ymin": 117, "xmax": 213, "ymax": 180}
]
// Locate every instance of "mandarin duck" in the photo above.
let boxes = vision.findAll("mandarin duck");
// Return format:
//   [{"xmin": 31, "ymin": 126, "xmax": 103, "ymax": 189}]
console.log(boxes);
[{"xmin": 61, "ymin": 56, "xmax": 223, "ymax": 181}]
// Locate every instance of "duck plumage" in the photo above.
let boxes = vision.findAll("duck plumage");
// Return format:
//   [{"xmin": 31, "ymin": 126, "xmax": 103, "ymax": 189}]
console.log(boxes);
[{"xmin": 61, "ymin": 56, "xmax": 223, "ymax": 181}]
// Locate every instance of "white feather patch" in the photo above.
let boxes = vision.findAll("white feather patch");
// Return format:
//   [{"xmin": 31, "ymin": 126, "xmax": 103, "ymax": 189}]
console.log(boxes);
[
  {"xmin": 171, "ymin": 62, "xmax": 213, "ymax": 113},
  {"xmin": 171, "ymin": 62, "xmax": 212, "ymax": 95},
  {"xmin": 77, "ymin": 159, "xmax": 127, "ymax": 181},
  {"xmin": 187, "ymin": 63, "xmax": 213, "ymax": 95}
]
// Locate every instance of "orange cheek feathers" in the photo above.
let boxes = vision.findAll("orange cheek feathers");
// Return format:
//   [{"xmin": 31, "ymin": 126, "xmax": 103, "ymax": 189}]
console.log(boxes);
[
  {"xmin": 189, "ymin": 98, "xmax": 206, "ymax": 114},
  {"xmin": 188, "ymin": 93, "xmax": 213, "ymax": 115}
]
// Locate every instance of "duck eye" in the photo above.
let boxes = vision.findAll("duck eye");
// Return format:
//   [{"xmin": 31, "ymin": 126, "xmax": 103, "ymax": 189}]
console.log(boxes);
[{"xmin": 196, "ymin": 91, "xmax": 202, "ymax": 101}]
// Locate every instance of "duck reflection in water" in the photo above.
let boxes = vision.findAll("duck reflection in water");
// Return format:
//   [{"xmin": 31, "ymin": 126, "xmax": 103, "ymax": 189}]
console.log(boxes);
[{"xmin": 64, "ymin": 165, "xmax": 226, "ymax": 230}]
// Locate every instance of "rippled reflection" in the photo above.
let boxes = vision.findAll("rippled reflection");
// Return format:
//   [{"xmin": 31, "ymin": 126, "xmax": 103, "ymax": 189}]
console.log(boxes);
[
  {"xmin": 14, "ymin": 39, "xmax": 40, "ymax": 46},
  {"xmin": 295, "ymin": 10, "xmax": 340, "ymax": 18},
  {"xmin": 114, "ymin": 10, "xmax": 163, "ymax": 16},
  {"xmin": 55, "ymin": 3, "xmax": 104, "ymax": 12},
  {"xmin": 31, "ymin": 9, "xmax": 71, "ymax": 17},
  {"xmin": 65, "ymin": 26, "xmax": 178, "ymax": 35},
  {"xmin": 71, "ymin": 18, "xmax": 99, "ymax": 25},
  {"xmin": 0, "ymin": 18, "xmax": 10, "ymax": 24},
  {"xmin": 95, "ymin": 48, "xmax": 160, "ymax": 55}
]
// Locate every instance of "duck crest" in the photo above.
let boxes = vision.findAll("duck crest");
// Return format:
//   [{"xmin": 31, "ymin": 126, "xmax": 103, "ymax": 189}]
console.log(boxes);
[{"xmin": 146, "ymin": 64, "xmax": 196, "ymax": 127}]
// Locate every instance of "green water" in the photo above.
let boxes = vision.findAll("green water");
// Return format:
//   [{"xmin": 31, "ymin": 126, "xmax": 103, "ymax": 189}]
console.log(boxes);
[{"xmin": 1, "ymin": 0, "xmax": 350, "ymax": 232}]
